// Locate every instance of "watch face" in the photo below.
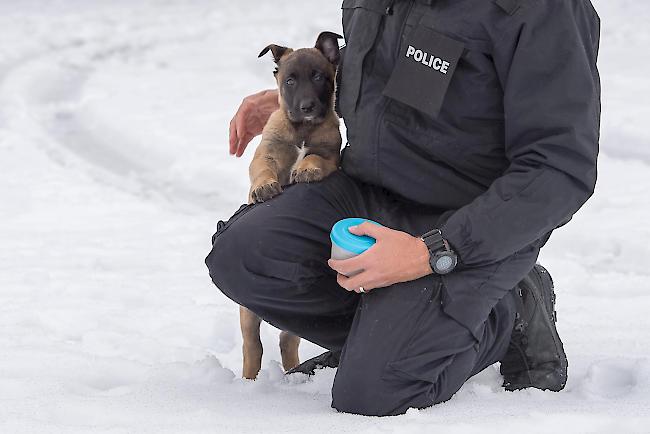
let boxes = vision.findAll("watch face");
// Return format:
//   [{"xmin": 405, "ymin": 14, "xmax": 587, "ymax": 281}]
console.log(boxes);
[{"xmin": 435, "ymin": 255, "xmax": 454, "ymax": 272}]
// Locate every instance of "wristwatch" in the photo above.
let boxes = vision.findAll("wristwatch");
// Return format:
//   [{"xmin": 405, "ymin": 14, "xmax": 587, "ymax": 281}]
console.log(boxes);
[{"xmin": 420, "ymin": 229, "xmax": 458, "ymax": 275}]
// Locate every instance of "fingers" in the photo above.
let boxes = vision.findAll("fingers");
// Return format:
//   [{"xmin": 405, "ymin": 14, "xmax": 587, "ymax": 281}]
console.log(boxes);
[
  {"xmin": 229, "ymin": 116, "xmax": 238, "ymax": 155},
  {"xmin": 337, "ymin": 273, "xmax": 371, "ymax": 294},
  {"xmin": 348, "ymin": 222, "xmax": 387, "ymax": 239},
  {"xmin": 328, "ymin": 256, "xmax": 364, "ymax": 277},
  {"xmin": 229, "ymin": 98, "xmax": 254, "ymax": 157},
  {"xmin": 336, "ymin": 272, "xmax": 384, "ymax": 294},
  {"xmin": 329, "ymin": 223, "xmax": 391, "ymax": 293},
  {"xmin": 234, "ymin": 109, "xmax": 253, "ymax": 157},
  {"xmin": 237, "ymin": 135, "xmax": 253, "ymax": 157}
]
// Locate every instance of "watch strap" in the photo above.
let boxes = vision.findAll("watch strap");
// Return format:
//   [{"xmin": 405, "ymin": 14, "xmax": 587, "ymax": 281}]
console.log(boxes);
[{"xmin": 420, "ymin": 228, "xmax": 446, "ymax": 253}]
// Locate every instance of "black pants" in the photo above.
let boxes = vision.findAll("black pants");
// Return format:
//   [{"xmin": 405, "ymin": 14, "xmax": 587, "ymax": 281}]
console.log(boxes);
[{"xmin": 205, "ymin": 171, "xmax": 539, "ymax": 416}]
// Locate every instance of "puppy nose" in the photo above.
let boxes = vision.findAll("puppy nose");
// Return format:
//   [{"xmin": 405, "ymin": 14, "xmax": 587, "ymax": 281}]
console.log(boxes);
[{"xmin": 300, "ymin": 100, "xmax": 316, "ymax": 114}]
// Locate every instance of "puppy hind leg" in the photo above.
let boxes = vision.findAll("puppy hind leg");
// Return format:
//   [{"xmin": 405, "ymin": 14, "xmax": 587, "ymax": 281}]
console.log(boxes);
[
  {"xmin": 240, "ymin": 305, "xmax": 263, "ymax": 379},
  {"xmin": 279, "ymin": 331, "xmax": 301, "ymax": 372}
]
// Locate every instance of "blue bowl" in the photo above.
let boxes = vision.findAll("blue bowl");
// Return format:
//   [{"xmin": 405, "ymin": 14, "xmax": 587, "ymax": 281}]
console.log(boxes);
[{"xmin": 330, "ymin": 218, "xmax": 382, "ymax": 258}]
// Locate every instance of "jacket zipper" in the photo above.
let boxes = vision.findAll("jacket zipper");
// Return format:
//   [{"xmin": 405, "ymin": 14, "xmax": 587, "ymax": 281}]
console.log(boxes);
[
  {"xmin": 385, "ymin": 0, "xmax": 395, "ymax": 15},
  {"xmin": 375, "ymin": 0, "xmax": 415, "ymax": 183}
]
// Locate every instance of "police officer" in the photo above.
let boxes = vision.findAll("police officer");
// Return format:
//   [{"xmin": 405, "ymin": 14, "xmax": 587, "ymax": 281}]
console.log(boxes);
[{"xmin": 207, "ymin": 0, "xmax": 601, "ymax": 416}]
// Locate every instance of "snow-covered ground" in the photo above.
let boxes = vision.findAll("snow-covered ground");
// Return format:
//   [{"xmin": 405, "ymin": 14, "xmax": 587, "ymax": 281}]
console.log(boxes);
[{"xmin": 0, "ymin": 1, "xmax": 649, "ymax": 432}]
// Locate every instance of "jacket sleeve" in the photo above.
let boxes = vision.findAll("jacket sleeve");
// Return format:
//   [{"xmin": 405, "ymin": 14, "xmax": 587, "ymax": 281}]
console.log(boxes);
[{"xmin": 439, "ymin": 0, "xmax": 601, "ymax": 267}]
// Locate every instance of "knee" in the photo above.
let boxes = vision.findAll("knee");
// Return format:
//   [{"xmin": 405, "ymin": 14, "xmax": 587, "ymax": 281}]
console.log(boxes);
[
  {"xmin": 331, "ymin": 352, "xmax": 466, "ymax": 416},
  {"xmin": 331, "ymin": 369, "xmax": 384, "ymax": 415},
  {"xmin": 205, "ymin": 205, "xmax": 297, "ymax": 306},
  {"xmin": 333, "ymin": 368, "xmax": 458, "ymax": 416},
  {"xmin": 205, "ymin": 217, "xmax": 254, "ymax": 306},
  {"xmin": 331, "ymin": 363, "xmax": 427, "ymax": 416}
]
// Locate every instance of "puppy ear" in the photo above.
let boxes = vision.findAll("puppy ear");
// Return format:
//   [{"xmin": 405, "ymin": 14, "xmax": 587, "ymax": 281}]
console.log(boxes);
[
  {"xmin": 258, "ymin": 44, "xmax": 291, "ymax": 63},
  {"xmin": 315, "ymin": 32, "xmax": 343, "ymax": 66}
]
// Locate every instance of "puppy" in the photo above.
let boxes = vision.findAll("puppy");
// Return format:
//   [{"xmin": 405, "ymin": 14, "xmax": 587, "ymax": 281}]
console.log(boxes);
[
  {"xmin": 241, "ymin": 31, "xmax": 343, "ymax": 380},
  {"xmin": 248, "ymin": 31, "xmax": 343, "ymax": 203}
]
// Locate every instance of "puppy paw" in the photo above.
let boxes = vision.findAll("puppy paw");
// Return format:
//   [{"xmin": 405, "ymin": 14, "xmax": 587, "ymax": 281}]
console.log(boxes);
[
  {"xmin": 250, "ymin": 181, "xmax": 282, "ymax": 203},
  {"xmin": 290, "ymin": 167, "xmax": 324, "ymax": 184}
]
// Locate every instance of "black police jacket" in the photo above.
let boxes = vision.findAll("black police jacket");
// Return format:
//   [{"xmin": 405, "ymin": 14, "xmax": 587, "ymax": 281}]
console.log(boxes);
[{"xmin": 338, "ymin": 0, "xmax": 601, "ymax": 269}]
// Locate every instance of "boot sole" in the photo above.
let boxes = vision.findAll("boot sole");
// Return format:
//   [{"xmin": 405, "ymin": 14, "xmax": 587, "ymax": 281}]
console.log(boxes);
[{"xmin": 285, "ymin": 351, "xmax": 339, "ymax": 376}]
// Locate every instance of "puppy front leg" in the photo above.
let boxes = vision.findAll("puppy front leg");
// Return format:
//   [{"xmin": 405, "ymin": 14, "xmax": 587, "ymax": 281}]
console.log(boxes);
[
  {"xmin": 249, "ymin": 143, "xmax": 282, "ymax": 203},
  {"xmin": 290, "ymin": 153, "xmax": 339, "ymax": 184},
  {"xmin": 240, "ymin": 306, "xmax": 263, "ymax": 379}
]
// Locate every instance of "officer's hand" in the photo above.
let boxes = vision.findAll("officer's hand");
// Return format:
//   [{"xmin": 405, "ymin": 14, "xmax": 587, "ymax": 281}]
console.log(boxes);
[
  {"xmin": 328, "ymin": 222, "xmax": 433, "ymax": 294},
  {"xmin": 229, "ymin": 89, "xmax": 280, "ymax": 157}
]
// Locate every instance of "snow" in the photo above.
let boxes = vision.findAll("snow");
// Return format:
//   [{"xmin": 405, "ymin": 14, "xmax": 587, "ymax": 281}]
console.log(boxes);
[{"xmin": 0, "ymin": 0, "xmax": 649, "ymax": 432}]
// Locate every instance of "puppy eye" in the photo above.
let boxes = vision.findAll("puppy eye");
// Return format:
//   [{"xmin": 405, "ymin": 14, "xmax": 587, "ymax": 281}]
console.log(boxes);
[
  {"xmin": 313, "ymin": 73, "xmax": 324, "ymax": 82},
  {"xmin": 286, "ymin": 78, "xmax": 296, "ymax": 86}
]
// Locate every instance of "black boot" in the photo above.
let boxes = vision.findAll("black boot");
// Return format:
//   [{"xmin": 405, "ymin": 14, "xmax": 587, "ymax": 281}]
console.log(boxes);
[
  {"xmin": 285, "ymin": 351, "xmax": 340, "ymax": 376},
  {"xmin": 500, "ymin": 264, "xmax": 568, "ymax": 392}
]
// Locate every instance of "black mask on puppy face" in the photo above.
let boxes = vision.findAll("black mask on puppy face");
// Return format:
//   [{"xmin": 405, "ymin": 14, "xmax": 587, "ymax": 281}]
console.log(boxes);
[{"xmin": 259, "ymin": 32, "xmax": 342, "ymax": 124}]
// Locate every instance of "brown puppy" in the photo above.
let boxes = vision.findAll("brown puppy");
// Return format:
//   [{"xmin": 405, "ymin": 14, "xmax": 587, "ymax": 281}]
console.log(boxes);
[
  {"xmin": 241, "ymin": 32, "xmax": 343, "ymax": 380},
  {"xmin": 248, "ymin": 31, "xmax": 343, "ymax": 203}
]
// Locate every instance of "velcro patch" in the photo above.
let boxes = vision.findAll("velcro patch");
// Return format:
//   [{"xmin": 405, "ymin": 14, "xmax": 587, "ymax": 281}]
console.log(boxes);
[{"xmin": 383, "ymin": 26, "xmax": 464, "ymax": 118}]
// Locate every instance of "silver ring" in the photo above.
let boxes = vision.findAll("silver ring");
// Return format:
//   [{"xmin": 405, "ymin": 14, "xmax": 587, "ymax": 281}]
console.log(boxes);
[{"xmin": 359, "ymin": 286, "xmax": 365, "ymax": 293}]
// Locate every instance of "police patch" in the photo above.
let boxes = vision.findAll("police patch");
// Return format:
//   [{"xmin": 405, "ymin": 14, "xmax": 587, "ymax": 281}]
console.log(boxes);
[{"xmin": 383, "ymin": 25, "xmax": 464, "ymax": 118}]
